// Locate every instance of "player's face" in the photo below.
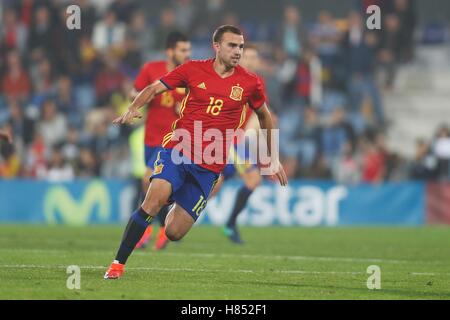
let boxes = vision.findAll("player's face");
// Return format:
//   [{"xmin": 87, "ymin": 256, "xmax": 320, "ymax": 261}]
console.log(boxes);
[
  {"xmin": 240, "ymin": 48, "xmax": 259, "ymax": 72},
  {"xmin": 215, "ymin": 32, "xmax": 244, "ymax": 68},
  {"xmin": 169, "ymin": 41, "xmax": 192, "ymax": 66}
]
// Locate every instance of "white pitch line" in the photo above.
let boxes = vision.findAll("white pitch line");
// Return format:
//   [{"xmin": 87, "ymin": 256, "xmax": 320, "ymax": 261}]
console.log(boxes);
[
  {"xmin": 159, "ymin": 252, "xmax": 443, "ymax": 265},
  {"xmin": 410, "ymin": 272, "xmax": 450, "ymax": 276},
  {"xmin": 1, "ymin": 247, "xmax": 448, "ymax": 265},
  {"xmin": 2, "ymin": 264, "xmax": 450, "ymax": 276},
  {"xmin": 0, "ymin": 264, "xmax": 363, "ymax": 275}
]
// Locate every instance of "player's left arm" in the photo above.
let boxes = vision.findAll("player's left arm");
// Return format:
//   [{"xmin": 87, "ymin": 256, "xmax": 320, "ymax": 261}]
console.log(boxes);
[{"xmin": 254, "ymin": 103, "xmax": 288, "ymax": 186}]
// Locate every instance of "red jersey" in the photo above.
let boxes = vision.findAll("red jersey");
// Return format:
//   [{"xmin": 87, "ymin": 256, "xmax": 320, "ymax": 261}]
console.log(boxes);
[
  {"xmin": 234, "ymin": 74, "xmax": 269, "ymax": 146},
  {"xmin": 160, "ymin": 59, "xmax": 266, "ymax": 173},
  {"xmin": 239, "ymin": 74, "xmax": 268, "ymax": 130},
  {"xmin": 134, "ymin": 61, "xmax": 185, "ymax": 147}
]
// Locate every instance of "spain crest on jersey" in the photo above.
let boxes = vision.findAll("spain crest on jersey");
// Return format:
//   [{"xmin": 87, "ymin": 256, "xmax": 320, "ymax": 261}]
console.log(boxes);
[
  {"xmin": 153, "ymin": 151, "xmax": 164, "ymax": 175},
  {"xmin": 230, "ymin": 84, "xmax": 244, "ymax": 101},
  {"xmin": 153, "ymin": 163, "xmax": 164, "ymax": 175}
]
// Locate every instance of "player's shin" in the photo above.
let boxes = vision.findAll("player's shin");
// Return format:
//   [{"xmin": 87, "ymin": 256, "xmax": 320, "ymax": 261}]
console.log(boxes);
[
  {"xmin": 115, "ymin": 207, "xmax": 154, "ymax": 264},
  {"xmin": 226, "ymin": 186, "xmax": 253, "ymax": 228}
]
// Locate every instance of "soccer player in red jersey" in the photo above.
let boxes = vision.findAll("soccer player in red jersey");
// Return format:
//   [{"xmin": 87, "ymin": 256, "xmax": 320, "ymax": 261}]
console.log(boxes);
[
  {"xmin": 105, "ymin": 25, "xmax": 287, "ymax": 279},
  {"xmin": 132, "ymin": 32, "xmax": 191, "ymax": 251},
  {"xmin": 0, "ymin": 129, "xmax": 12, "ymax": 144}
]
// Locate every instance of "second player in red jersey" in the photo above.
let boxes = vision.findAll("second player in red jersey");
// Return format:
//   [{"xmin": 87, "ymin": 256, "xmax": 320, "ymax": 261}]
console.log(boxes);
[{"xmin": 134, "ymin": 61, "xmax": 185, "ymax": 147}]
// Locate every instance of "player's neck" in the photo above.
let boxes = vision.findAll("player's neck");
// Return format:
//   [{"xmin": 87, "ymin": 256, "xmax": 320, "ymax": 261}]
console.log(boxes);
[
  {"xmin": 166, "ymin": 60, "xmax": 176, "ymax": 72},
  {"xmin": 213, "ymin": 58, "xmax": 235, "ymax": 78}
]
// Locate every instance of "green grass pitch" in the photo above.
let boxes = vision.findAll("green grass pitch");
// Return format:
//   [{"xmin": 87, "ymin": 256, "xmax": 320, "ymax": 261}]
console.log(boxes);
[{"xmin": 0, "ymin": 225, "xmax": 449, "ymax": 299}]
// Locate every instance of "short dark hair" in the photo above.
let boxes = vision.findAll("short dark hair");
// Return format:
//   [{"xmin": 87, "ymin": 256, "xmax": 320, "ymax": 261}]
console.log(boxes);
[
  {"xmin": 165, "ymin": 31, "xmax": 189, "ymax": 49},
  {"xmin": 212, "ymin": 25, "xmax": 243, "ymax": 43}
]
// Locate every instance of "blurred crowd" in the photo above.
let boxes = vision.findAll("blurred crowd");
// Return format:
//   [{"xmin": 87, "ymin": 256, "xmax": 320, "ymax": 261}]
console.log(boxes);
[{"xmin": 0, "ymin": 0, "xmax": 449, "ymax": 183}]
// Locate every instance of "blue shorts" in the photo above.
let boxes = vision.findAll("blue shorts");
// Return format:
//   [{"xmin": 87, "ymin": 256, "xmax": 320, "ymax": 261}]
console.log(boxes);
[
  {"xmin": 150, "ymin": 148, "xmax": 220, "ymax": 221},
  {"xmin": 145, "ymin": 145, "xmax": 163, "ymax": 168},
  {"xmin": 222, "ymin": 143, "xmax": 258, "ymax": 180}
]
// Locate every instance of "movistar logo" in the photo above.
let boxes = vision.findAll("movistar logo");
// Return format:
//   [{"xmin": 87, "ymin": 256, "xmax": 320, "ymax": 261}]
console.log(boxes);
[{"xmin": 44, "ymin": 180, "xmax": 111, "ymax": 226}]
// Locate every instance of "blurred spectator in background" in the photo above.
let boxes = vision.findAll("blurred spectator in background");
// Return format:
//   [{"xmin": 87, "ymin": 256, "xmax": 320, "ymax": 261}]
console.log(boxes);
[
  {"xmin": 1, "ymin": 49, "xmax": 31, "ymax": 103},
  {"xmin": 25, "ymin": 129, "xmax": 48, "ymax": 178},
  {"xmin": 102, "ymin": 144, "xmax": 131, "ymax": 178},
  {"xmin": 95, "ymin": 54, "xmax": 126, "ymax": 106},
  {"xmin": 88, "ymin": 117, "xmax": 113, "ymax": 163},
  {"xmin": 334, "ymin": 141, "xmax": 360, "ymax": 185},
  {"xmin": 377, "ymin": 14, "xmax": 401, "ymax": 90},
  {"xmin": 153, "ymin": 8, "xmax": 177, "ymax": 50},
  {"xmin": 54, "ymin": 75, "xmax": 80, "ymax": 127},
  {"xmin": 89, "ymin": 0, "xmax": 115, "ymax": 16},
  {"xmin": 7, "ymin": 99, "xmax": 35, "ymax": 146},
  {"xmin": 310, "ymin": 10, "xmax": 341, "ymax": 68},
  {"xmin": 126, "ymin": 11, "xmax": 154, "ymax": 61},
  {"xmin": 409, "ymin": 139, "xmax": 437, "ymax": 180},
  {"xmin": 321, "ymin": 106, "xmax": 356, "ymax": 168},
  {"xmin": 28, "ymin": 6, "xmax": 55, "ymax": 59},
  {"xmin": 52, "ymin": 5, "xmax": 83, "ymax": 75},
  {"xmin": 76, "ymin": 147, "xmax": 100, "ymax": 178},
  {"xmin": 61, "ymin": 126, "xmax": 81, "ymax": 167},
  {"xmin": 296, "ymin": 106, "xmax": 321, "ymax": 170},
  {"xmin": 375, "ymin": 132, "xmax": 406, "ymax": 181},
  {"xmin": 173, "ymin": 0, "xmax": 196, "ymax": 32},
  {"xmin": 388, "ymin": 0, "xmax": 416, "ymax": 63},
  {"xmin": 1, "ymin": 7, "xmax": 28, "ymax": 54},
  {"xmin": 76, "ymin": 0, "xmax": 97, "ymax": 36},
  {"xmin": 359, "ymin": 135, "xmax": 386, "ymax": 183},
  {"xmin": 46, "ymin": 146, "xmax": 74, "ymax": 182},
  {"xmin": 343, "ymin": 13, "xmax": 384, "ymax": 127},
  {"xmin": 294, "ymin": 48, "xmax": 322, "ymax": 106},
  {"xmin": 38, "ymin": 99, "xmax": 67, "ymax": 148},
  {"xmin": 72, "ymin": 34, "xmax": 98, "ymax": 113},
  {"xmin": 92, "ymin": 10, "xmax": 126, "ymax": 52},
  {"xmin": 30, "ymin": 56, "xmax": 55, "ymax": 106},
  {"xmin": 278, "ymin": 5, "xmax": 305, "ymax": 59},
  {"xmin": 274, "ymin": 5, "xmax": 306, "ymax": 105},
  {"xmin": 0, "ymin": 129, "xmax": 21, "ymax": 178},
  {"xmin": 432, "ymin": 125, "xmax": 450, "ymax": 181},
  {"xmin": 12, "ymin": 0, "xmax": 35, "ymax": 28},
  {"xmin": 110, "ymin": 0, "xmax": 138, "ymax": 23}
]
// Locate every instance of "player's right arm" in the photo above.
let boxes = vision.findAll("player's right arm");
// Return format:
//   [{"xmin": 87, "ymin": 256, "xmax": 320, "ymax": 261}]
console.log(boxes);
[
  {"xmin": 115, "ymin": 61, "xmax": 191, "ymax": 125},
  {"xmin": 113, "ymin": 81, "xmax": 168, "ymax": 124},
  {"xmin": 129, "ymin": 88, "xmax": 139, "ymax": 100}
]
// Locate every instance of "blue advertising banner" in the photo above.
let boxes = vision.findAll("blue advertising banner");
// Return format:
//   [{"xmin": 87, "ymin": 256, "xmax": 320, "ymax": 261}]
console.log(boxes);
[
  {"xmin": 0, "ymin": 179, "xmax": 425, "ymax": 226},
  {"xmin": 0, "ymin": 179, "xmax": 136, "ymax": 225},
  {"xmin": 201, "ymin": 180, "xmax": 425, "ymax": 226}
]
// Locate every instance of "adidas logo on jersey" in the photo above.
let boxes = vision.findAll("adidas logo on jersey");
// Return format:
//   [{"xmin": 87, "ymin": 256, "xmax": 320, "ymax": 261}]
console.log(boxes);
[{"xmin": 197, "ymin": 82, "xmax": 207, "ymax": 90}]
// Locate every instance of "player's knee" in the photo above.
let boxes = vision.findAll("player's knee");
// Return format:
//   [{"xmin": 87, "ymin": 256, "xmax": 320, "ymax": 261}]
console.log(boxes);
[
  {"xmin": 245, "ymin": 174, "xmax": 262, "ymax": 190},
  {"xmin": 165, "ymin": 227, "xmax": 184, "ymax": 241},
  {"xmin": 142, "ymin": 196, "xmax": 166, "ymax": 216}
]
